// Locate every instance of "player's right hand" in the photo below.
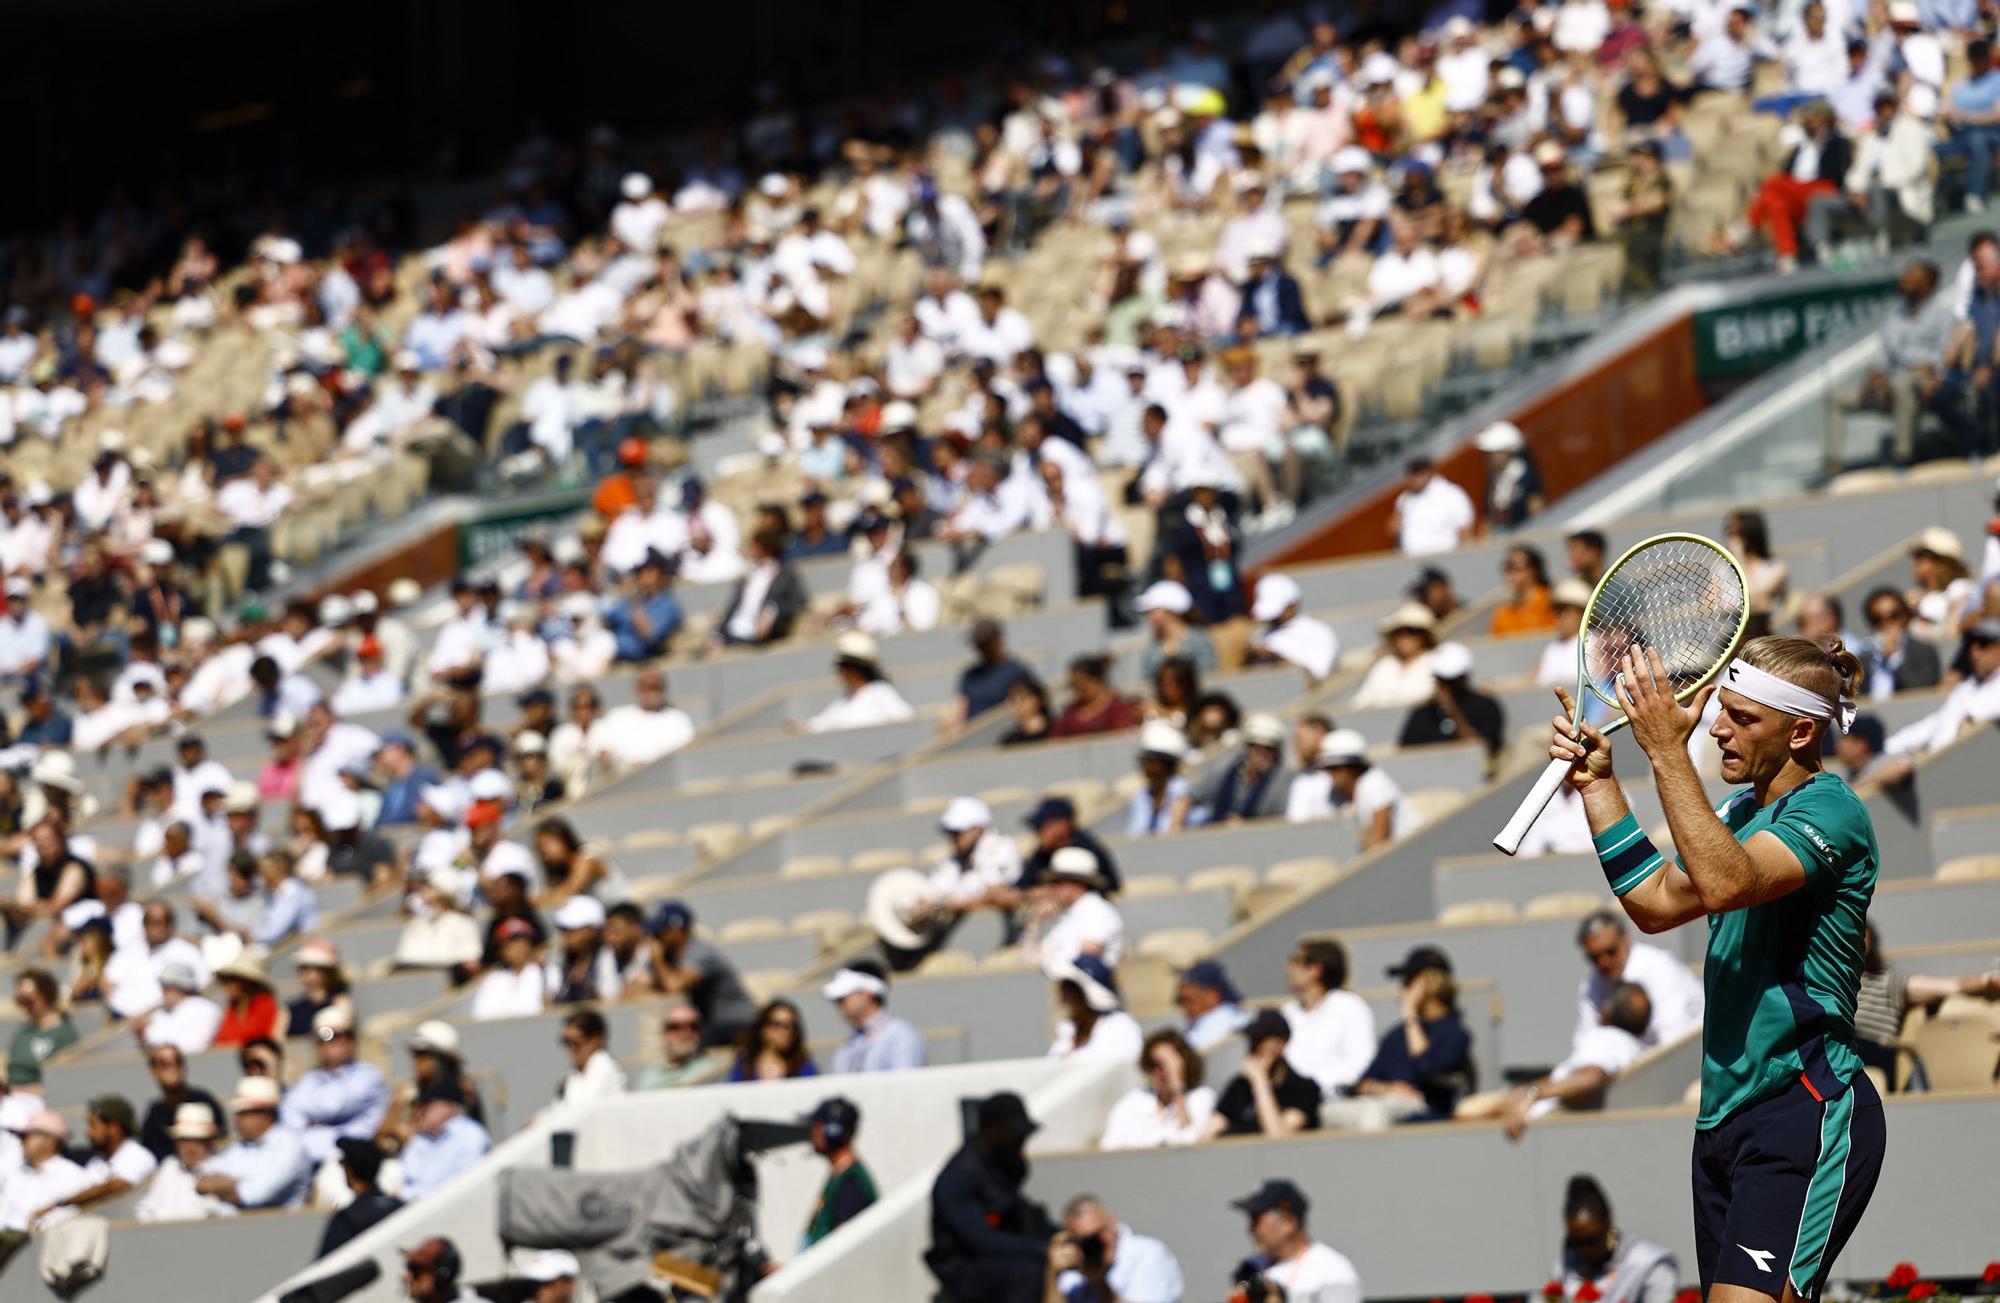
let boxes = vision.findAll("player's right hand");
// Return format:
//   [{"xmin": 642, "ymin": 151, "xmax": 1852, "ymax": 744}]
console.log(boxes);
[{"xmin": 1550, "ymin": 686, "xmax": 1614, "ymax": 789}]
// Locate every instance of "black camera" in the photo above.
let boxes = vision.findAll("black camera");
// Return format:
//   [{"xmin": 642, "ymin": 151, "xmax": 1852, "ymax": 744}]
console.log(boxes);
[
  {"xmin": 1077, "ymin": 1232, "xmax": 1107, "ymax": 1270},
  {"xmin": 1230, "ymin": 1260, "xmax": 1287, "ymax": 1303}
]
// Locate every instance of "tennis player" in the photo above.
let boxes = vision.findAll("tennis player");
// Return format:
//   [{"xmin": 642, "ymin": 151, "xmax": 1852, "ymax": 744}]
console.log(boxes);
[{"xmin": 1547, "ymin": 635, "xmax": 1883, "ymax": 1303}]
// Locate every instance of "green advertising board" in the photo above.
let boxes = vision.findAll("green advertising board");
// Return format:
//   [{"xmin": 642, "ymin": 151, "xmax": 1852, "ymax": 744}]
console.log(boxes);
[
  {"xmin": 1692, "ymin": 273, "xmax": 1899, "ymax": 380},
  {"xmin": 457, "ymin": 488, "xmax": 591, "ymax": 570}
]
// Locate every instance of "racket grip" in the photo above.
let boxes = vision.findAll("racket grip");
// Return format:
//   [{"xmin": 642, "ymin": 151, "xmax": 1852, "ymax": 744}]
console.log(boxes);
[{"xmin": 1492, "ymin": 756, "xmax": 1575, "ymax": 856}]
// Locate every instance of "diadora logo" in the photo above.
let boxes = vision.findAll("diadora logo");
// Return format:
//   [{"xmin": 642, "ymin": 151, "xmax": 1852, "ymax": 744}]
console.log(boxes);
[{"xmin": 1738, "ymin": 1245, "xmax": 1776, "ymax": 1273}]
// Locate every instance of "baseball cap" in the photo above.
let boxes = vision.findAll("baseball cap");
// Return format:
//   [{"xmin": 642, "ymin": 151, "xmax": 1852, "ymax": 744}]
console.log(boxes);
[
  {"xmin": 648, "ymin": 900, "xmax": 694, "ymax": 935},
  {"xmin": 938, "ymin": 796, "xmax": 993, "ymax": 833},
  {"xmin": 468, "ymin": 769, "xmax": 513, "ymax": 802},
  {"xmin": 821, "ymin": 964, "xmax": 890, "ymax": 1001},
  {"xmin": 1233, "ymin": 1178, "xmax": 1310, "ymax": 1219},
  {"xmin": 1242, "ymin": 1008, "xmax": 1292, "ymax": 1046},
  {"xmin": 1430, "ymin": 641, "xmax": 1474, "ymax": 681},
  {"xmin": 465, "ymin": 799, "xmax": 507, "ymax": 830},
  {"xmin": 409, "ymin": 1020, "xmax": 461, "ymax": 1057},
  {"xmin": 1025, "ymin": 796, "xmax": 1076, "ymax": 828},
  {"xmin": 804, "ymin": 1096, "xmax": 861, "ymax": 1134},
  {"xmin": 1242, "ymin": 713, "xmax": 1286, "ymax": 749},
  {"xmin": 1966, "ymin": 618, "xmax": 2000, "ymax": 644},
  {"xmin": 1315, "ymin": 729, "xmax": 1369, "ymax": 768},
  {"xmin": 1178, "ymin": 960, "xmax": 1241, "ymax": 1003},
  {"xmin": 1133, "ymin": 580, "xmax": 1194, "ymax": 615},
  {"xmin": 1845, "ymin": 713, "xmax": 1886, "ymax": 752},
  {"xmin": 338, "ymin": 1136, "xmax": 386, "ymax": 1184},
  {"xmin": 517, "ymin": 1250, "xmax": 580, "ymax": 1284},
  {"xmin": 416, "ymin": 1076, "xmax": 468, "ymax": 1109},
  {"xmin": 1252, "ymin": 573, "xmax": 1302, "ymax": 622},
  {"xmin": 976, "ymin": 1091, "xmax": 1038, "ymax": 1140},
  {"xmin": 1386, "ymin": 945, "xmax": 1453, "ymax": 980},
  {"xmin": 494, "ymin": 917, "xmax": 537, "ymax": 943},
  {"xmin": 266, "ymin": 712, "xmax": 299, "ymax": 741},
  {"xmin": 552, "ymin": 896, "xmax": 607, "ymax": 931},
  {"xmin": 158, "ymin": 961, "xmax": 201, "ymax": 992}
]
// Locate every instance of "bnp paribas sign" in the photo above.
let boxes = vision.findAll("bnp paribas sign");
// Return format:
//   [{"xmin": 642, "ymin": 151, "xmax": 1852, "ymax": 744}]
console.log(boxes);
[{"xmin": 1692, "ymin": 272, "xmax": 1899, "ymax": 380}]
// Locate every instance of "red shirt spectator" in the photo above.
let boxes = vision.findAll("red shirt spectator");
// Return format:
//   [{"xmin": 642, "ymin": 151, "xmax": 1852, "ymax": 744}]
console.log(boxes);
[{"xmin": 1049, "ymin": 654, "xmax": 1143, "ymax": 738}]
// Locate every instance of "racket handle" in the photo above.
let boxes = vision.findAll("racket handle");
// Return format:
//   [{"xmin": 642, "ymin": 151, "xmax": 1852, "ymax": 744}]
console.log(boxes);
[{"xmin": 1492, "ymin": 757, "xmax": 1575, "ymax": 856}]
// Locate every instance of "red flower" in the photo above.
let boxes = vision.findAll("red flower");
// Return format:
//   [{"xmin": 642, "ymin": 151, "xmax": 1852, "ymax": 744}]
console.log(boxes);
[
  {"xmin": 1906, "ymin": 1283, "xmax": 1937, "ymax": 1301},
  {"xmin": 1576, "ymin": 1283, "xmax": 1603, "ymax": 1303},
  {"xmin": 1674, "ymin": 1291, "xmax": 1702, "ymax": 1303},
  {"xmin": 1466, "ymin": 1294, "xmax": 1497, "ymax": 1303},
  {"xmin": 1543, "ymin": 1281, "xmax": 1566, "ymax": 1302},
  {"xmin": 1983, "ymin": 1263, "xmax": 2000, "ymax": 1285},
  {"xmin": 1886, "ymin": 1264, "xmax": 1921, "ymax": 1290}
]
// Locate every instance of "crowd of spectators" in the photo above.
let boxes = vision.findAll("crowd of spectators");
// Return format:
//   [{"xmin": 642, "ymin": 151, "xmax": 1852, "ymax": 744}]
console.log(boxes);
[{"xmin": 5, "ymin": 1, "xmax": 2000, "ymax": 1299}]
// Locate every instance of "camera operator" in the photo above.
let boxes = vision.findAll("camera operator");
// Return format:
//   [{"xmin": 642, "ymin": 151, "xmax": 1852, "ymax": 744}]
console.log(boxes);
[
  {"xmin": 1044, "ymin": 1195, "xmax": 1184, "ymax": 1303},
  {"xmin": 1229, "ymin": 1181, "xmax": 1362, "ymax": 1303}
]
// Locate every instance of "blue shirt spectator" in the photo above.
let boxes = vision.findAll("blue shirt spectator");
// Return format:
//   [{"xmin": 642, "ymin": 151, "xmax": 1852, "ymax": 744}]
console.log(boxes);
[
  {"xmin": 400, "ymin": 1105, "xmax": 491, "ymax": 1200},
  {"xmin": 205, "ymin": 1107, "xmax": 312, "ymax": 1209},
  {"xmin": 606, "ymin": 560, "xmax": 683, "ymax": 662},
  {"xmin": 824, "ymin": 966, "xmax": 929, "ymax": 1073},
  {"xmin": 375, "ymin": 755, "xmax": 440, "ymax": 828},
  {"xmin": 254, "ymin": 874, "xmax": 320, "ymax": 949},
  {"xmin": 955, "ymin": 621, "xmax": 1035, "ymax": 724},
  {"xmin": 279, "ymin": 1056, "xmax": 392, "ymax": 1165}
]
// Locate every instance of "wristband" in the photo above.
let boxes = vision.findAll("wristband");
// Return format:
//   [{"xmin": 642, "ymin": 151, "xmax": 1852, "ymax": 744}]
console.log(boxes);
[{"xmin": 1594, "ymin": 814, "xmax": 1665, "ymax": 898}]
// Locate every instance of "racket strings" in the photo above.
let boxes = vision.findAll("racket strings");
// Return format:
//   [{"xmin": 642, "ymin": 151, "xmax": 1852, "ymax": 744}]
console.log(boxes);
[{"xmin": 1584, "ymin": 541, "xmax": 1746, "ymax": 704}]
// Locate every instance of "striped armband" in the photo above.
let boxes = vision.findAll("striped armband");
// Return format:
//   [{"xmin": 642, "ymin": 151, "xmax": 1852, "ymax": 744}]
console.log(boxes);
[{"xmin": 1594, "ymin": 814, "xmax": 1664, "ymax": 897}]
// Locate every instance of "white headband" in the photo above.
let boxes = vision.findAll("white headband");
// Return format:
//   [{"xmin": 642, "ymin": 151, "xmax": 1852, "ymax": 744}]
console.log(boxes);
[{"xmin": 1721, "ymin": 658, "xmax": 1857, "ymax": 732}]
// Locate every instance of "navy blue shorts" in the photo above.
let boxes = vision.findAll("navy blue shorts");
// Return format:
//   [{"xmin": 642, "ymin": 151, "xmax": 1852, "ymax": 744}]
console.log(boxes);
[{"xmin": 1691, "ymin": 1070, "xmax": 1885, "ymax": 1300}]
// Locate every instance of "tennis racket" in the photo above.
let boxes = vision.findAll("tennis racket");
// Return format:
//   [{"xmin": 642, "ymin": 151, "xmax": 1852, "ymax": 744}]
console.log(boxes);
[{"xmin": 1492, "ymin": 531, "xmax": 1749, "ymax": 855}]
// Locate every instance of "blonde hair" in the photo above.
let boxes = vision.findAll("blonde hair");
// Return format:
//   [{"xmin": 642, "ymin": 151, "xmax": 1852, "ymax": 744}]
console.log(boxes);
[{"xmin": 1738, "ymin": 635, "xmax": 1863, "ymax": 736}]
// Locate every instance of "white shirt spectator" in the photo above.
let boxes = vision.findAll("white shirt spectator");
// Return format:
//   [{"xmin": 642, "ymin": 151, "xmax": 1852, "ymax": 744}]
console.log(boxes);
[
  {"xmin": 587, "ymin": 703, "xmax": 697, "ymax": 771},
  {"xmin": 481, "ymin": 629, "xmax": 552, "ymax": 698},
  {"xmin": 84, "ymin": 1137, "xmax": 160, "ymax": 1191},
  {"xmin": 142, "ymin": 995, "xmax": 224, "ymax": 1054},
  {"xmin": 0, "ymin": 609, "xmax": 53, "ymax": 678},
  {"xmin": 806, "ymin": 681, "xmax": 915, "ymax": 733},
  {"xmin": 1254, "ymin": 1242, "xmax": 1363, "ymax": 1303},
  {"xmin": 1285, "ymin": 767, "xmax": 1420, "ymax": 836},
  {"xmin": 329, "ymin": 669, "xmax": 406, "ymax": 717},
  {"xmin": 136, "ymin": 1156, "xmax": 237, "ymax": 1222},
  {"xmin": 1577, "ymin": 940, "xmax": 1707, "ymax": 1049},
  {"xmin": 960, "ymin": 307, "xmax": 1036, "ymax": 367},
  {"xmin": 0, "ymin": 1154, "xmax": 89, "ymax": 1232},
  {"xmin": 1530, "ymin": 1024, "xmax": 1646, "ymax": 1118},
  {"xmin": 1393, "ymin": 475, "xmax": 1476, "ymax": 555},
  {"xmin": 1098, "ymin": 1085, "xmax": 1219, "ymax": 1149},
  {"xmin": 885, "ymin": 334, "xmax": 946, "ymax": 399},
  {"xmin": 914, "ymin": 289, "xmax": 981, "ymax": 352},
  {"xmin": 1438, "ymin": 45, "xmax": 1493, "ymax": 113},
  {"xmin": 1048, "ymin": 1011, "xmax": 1146, "ymax": 1064},
  {"xmin": 1553, "ymin": 0, "xmax": 1612, "ymax": 51},
  {"xmin": 471, "ymin": 965, "xmax": 549, "ymax": 1021},
  {"xmin": 518, "ymin": 374, "xmax": 580, "ymax": 463},
  {"xmin": 858, "ymin": 578, "xmax": 942, "ymax": 636},
  {"xmin": 1884, "ymin": 666, "xmax": 2000, "ymax": 756},
  {"xmin": 927, "ymin": 830, "xmax": 1024, "ymax": 907},
  {"xmin": 1315, "ymin": 184, "xmax": 1393, "ymax": 239},
  {"xmin": 678, "ymin": 501, "xmax": 746, "ymax": 586},
  {"xmin": 1255, "ymin": 616, "xmax": 1341, "ymax": 681},
  {"xmin": 1785, "ymin": 27, "xmax": 1850, "ymax": 93},
  {"xmin": 601, "ymin": 507, "xmax": 690, "ymax": 577},
  {"xmin": 556, "ymin": 1049, "xmax": 628, "ymax": 1106},
  {"xmin": 1216, "ymin": 206, "xmax": 1288, "ymax": 282},
  {"xmin": 72, "ymin": 464, "xmax": 132, "ymax": 534},
  {"xmin": 1352, "ymin": 650, "xmax": 1437, "ymax": 709},
  {"xmin": 1518, "ymin": 785, "xmax": 1596, "ymax": 857},
  {"xmin": 1033, "ymin": 892, "xmax": 1126, "ymax": 968},
  {"xmin": 611, "ymin": 194, "xmax": 670, "ymax": 254},
  {"xmin": 1218, "ymin": 376, "xmax": 1291, "ymax": 456},
  {"xmin": 215, "ymin": 478, "xmax": 294, "ymax": 530},
  {"xmin": 1282, "ymin": 989, "xmax": 1379, "ymax": 1095}
]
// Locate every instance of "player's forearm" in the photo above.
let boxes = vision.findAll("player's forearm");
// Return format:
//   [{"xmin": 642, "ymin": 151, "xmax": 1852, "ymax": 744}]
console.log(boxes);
[
  {"xmin": 1651, "ymin": 747, "xmax": 1756, "ymax": 912},
  {"xmin": 1538, "ymin": 1066, "xmax": 1609, "ymax": 1109}
]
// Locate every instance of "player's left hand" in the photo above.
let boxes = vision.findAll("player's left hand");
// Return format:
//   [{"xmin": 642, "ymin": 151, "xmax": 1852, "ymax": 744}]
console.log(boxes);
[{"xmin": 1615, "ymin": 645, "xmax": 1715, "ymax": 758}]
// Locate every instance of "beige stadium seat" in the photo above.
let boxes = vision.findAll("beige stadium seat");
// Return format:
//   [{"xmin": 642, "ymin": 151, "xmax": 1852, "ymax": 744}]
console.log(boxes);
[
  {"xmin": 621, "ymin": 829, "xmax": 681, "ymax": 852},
  {"xmin": 790, "ymin": 910, "xmax": 857, "ymax": 946},
  {"xmin": 1829, "ymin": 468, "xmax": 1901, "ymax": 496},
  {"xmin": 1118, "ymin": 875, "xmax": 1183, "ymax": 900},
  {"xmin": 1135, "ymin": 928, "xmax": 1212, "ymax": 968},
  {"xmin": 978, "ymin": 786, "xmax": 1036, "ymax": 808},
  {"xmin": 779, "ymin": 855, "xmax": 845, "ymax": 880},
  {"xmin": 1937, "ymin": 855, "xmax": 2000, "ymax": 882},
  {"xmin": 1049, "ymin": 779, "xmax": 1109, "ymax": 811},
  {"xmin": 1410, "ymin": 789, "xmax": 1465, "ymax": 823},
  {"xmin": 848, "ymin": 848, "xmax": 916, "ymax": 874},
  {"xmin": 917, "ymin": 950, "xmax": 978, "ymax": 977},
  {"xmin": 1439, "ymin": 899, "xmax": 1518, "ymax": 926},
  {"xmin": 1265, "ymin": 858, "xmax": 1339, "ymax": 890},
  {"xmin": 1109, "ymin": 772, "xmax": 1147, "ymax": 801},
  {"xmin": 718, "ymin": 917, "xmax": 786, "ymax": 942},
  {"xmin": 686, "ymin": 822, "xmax": 742, "ymax": 860},
  {"xmin": 740, "ymin": 970, "xmax": 795, "ymax": 1002},
  {"xmin": 981, "ymin": 947, "xmax": 1039, "ymax": 973},
  {"xmin": 1523, "ymin": 890, "xmax": 1607, "ymax": 919},
  {"xmin": 747, "ymin": 814, "xmax": 795, "ymax": 840},
  {"xmin": 1185, "ymin": 866, "xmax": 1258, "ymax": 900},
  {"xmin": 1907, "ymin": 458, "xmax": 1973, "ymax": 483},
  {"xmin": 1903, "ymin": 999, "xmax": 2000, "ymax": 1090}
]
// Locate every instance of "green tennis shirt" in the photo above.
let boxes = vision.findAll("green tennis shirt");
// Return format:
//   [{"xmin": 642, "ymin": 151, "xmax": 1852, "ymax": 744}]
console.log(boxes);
[{"xmin": 1695, "ymin": 772, "xmax": 1878, "ymax": 1130}]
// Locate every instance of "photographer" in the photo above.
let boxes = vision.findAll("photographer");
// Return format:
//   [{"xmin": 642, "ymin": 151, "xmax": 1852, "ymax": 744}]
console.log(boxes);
[
  {"xmin": 1045, "ymin": 1196, "xmax": 1183, "ymax": 1303},
  {"xmin": 1229, "ymin": 1181, "xmax": 1362, "ymax": 1303}
]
